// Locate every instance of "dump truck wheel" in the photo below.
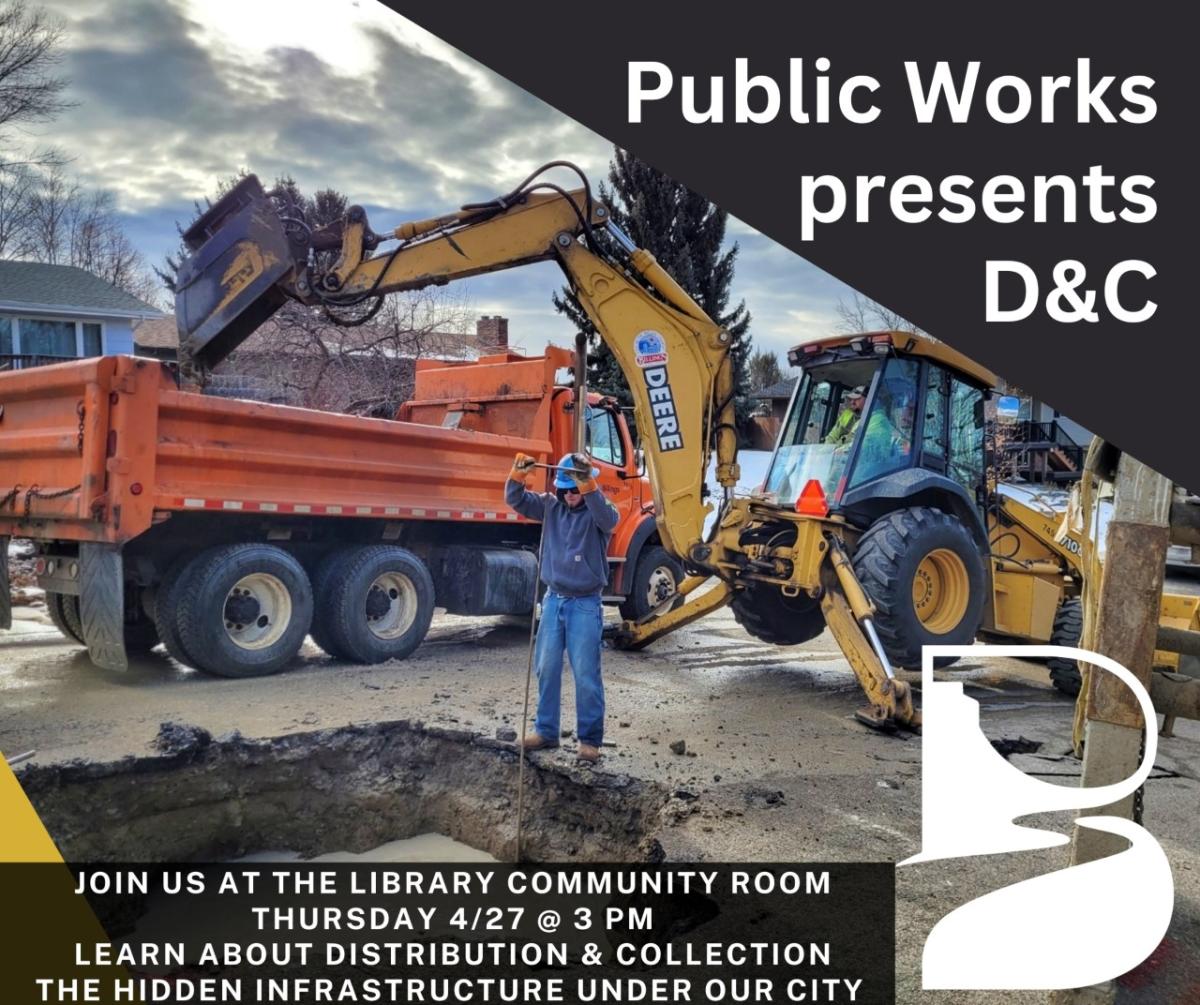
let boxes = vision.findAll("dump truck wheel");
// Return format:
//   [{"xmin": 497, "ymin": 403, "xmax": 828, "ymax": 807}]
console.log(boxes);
[
  {"xmin": 1047, "ymin": 598, "xmax": 1084, "ymax": 696},
  {"xmin": 320, "ymin": 546, "xmax": 435, "ymax": 664},
  {"xmin": 619, "ymin": 546, "xmax": 684, "ymax": 621},
  {"xmin": 49, "ymin": 591, "xmax": 159, "ymax": 653},
  {"xmin": 853, "ymin": 507, "xmax": 985, "ymax": 669},
  {"xmin": 176, "ymin": 544, "xmax": 313, "ymax": 677},
  {"xmin": 155, "ymin": 554, "xmax": 210, "ymax": 667},
  {"xmin": 731, "ymin": 582, "xmax": 825, "ymax": 645},
  {"xmin": 47, "ymin": 592, "xmax": 84, "ymax": 645},
  {"xmin": 310, "ymin": 549, "xmax": 357, "ymax": 661},
  {"xmin": 123, "ymin": 591, "xmax": 161, "ymax": 654}
]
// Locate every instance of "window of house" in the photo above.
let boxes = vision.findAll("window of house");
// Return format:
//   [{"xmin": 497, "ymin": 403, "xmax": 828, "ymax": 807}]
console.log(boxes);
[
  {"xmin": 0, "ymin": 317, "xmax": 11, "ymax": 356},
  {"xmin": 82, "ymin": 322, "xmax": 103, "ymax": 356},
  {"xmin": 19, "ymin": 319, "xmax": 77, "ymax": 358}
]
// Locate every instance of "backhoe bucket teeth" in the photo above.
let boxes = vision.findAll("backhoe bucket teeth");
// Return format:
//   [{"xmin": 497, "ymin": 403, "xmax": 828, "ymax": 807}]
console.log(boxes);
[{"xmin": 174, "ymin": 174, "xmax": 296, "ymax": 376}]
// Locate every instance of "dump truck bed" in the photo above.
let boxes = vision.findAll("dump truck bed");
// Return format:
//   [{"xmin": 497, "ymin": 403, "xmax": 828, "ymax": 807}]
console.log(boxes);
[{"xmin": 0, "ymin": 354, "xmax": 559, "ymax": 545}]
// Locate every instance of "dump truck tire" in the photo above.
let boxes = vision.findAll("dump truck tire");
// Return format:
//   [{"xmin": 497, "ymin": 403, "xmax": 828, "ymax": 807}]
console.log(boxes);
[
  {"xmin": 47, "ymin": 592, "xmax": 84, "ymax": 645},
  {"xmin": 310, "ymin": 549, "xmax": 357, "ymax": 661},
  {"xmin": 853, "ymin": 506, "xmax": 985, "ymax": 669},
  {"xmin": 619, "ymin": 546, "xmax": 684, "ymax": 622},
  {"xmin": 49, "ymin": 590, "xmax": 159, "ymax": 654},
  {"xmin": 1047, "ymin": 598, "xmax": 1084, "ymax": 696},
  {"xmin": 731, "ymin": 582, "xmax": 825, "ymax": 645},
  {"xmin": 176, "ymin": 544, "xmax": 313, "ymax": 677},
  {"xmin": 155, "ymin": 554, "xmax": 211, "ymax": 668},
  {"xmin": 319, "ymin": 545, "xmax": 435, "ymax": 664}
]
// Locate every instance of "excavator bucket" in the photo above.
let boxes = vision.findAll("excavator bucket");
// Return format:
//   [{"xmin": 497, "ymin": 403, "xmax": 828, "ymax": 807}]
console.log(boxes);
[{"xmin": 174, "ymin": 174, "xmax": 296, "ymax": 374}]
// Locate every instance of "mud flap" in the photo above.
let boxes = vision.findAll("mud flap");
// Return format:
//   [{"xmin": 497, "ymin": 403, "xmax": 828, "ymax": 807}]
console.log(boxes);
[
  {"xmin": 0, "ymin": 536, "xmax": 10, "ymax": 630},
  {"xmin": 79, "ymin": 542, "xmax": 127, "ymax": 671}
]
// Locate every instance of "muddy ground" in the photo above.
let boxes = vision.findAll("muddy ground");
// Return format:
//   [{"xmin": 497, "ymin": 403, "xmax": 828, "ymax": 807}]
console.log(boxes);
[{"xmin": 2, "ymin": 588, "xmax": 1198, "ymax": 1004}]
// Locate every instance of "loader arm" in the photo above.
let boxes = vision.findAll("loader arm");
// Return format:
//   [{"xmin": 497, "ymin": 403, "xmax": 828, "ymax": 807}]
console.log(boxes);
[
  {"xmin": 177, "ymin": 170, "xmax": 738, "ymax": 566},
  {"xmin": 177, "ymin": 165, "xmax": 915, "ymax": 730}
]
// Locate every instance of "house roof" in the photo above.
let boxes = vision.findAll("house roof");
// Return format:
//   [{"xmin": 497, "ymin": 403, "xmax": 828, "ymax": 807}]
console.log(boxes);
[
  {"xmin": 754, "ymin": 377, "xmax": 798, "ymax": 400},
  {"xmin": 0, "ymin": 261, "xmax": 162, "ymax": 319},
  {"xmin": 132, "ymin": 315, "xmax": 178, "ymax": 349}
]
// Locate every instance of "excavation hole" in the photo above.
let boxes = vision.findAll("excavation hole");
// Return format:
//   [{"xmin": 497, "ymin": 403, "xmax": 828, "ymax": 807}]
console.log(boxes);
[{"xmin": 17, "ymin": 720, "xmax": 668, "ymax": 863}]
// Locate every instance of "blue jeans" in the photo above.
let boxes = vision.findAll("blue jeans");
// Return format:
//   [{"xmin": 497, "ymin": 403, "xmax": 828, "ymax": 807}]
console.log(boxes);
[{"xmin": 533, "ymin": 591, "xmax": 605, "ymax": 746}]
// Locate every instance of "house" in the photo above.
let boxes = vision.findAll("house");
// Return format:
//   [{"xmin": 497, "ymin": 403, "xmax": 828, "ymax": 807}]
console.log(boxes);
[
  {"xmin": 0, "ymin": 261, "xmax": 162, "ymax": 367},
  {"xmin": 747, "ymin": 377, "xmax": 798, "ymax": 449}
]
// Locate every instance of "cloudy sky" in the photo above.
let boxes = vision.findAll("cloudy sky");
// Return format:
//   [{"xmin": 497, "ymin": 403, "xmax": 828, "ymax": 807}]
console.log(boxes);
[{"xmin": 32, "ymin": 0, "xmax": 860, "ymax": 362}]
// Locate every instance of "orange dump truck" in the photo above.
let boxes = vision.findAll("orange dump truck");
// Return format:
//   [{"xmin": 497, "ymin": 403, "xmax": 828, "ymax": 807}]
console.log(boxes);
[{"xmin": 0, "ymin": 345, "xmax": 680, "ymax": 676}]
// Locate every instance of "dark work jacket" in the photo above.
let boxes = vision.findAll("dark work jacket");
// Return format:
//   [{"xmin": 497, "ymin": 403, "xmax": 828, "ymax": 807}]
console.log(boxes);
[{"xmin": 505, "ymin": 480, "xmax": 619, "ymax": 596}]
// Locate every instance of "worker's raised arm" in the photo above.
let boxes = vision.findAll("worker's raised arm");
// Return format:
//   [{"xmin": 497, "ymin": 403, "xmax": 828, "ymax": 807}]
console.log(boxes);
[{"xmin": 506, "ymin": 452, "xmax": 549, "ymax": 521}]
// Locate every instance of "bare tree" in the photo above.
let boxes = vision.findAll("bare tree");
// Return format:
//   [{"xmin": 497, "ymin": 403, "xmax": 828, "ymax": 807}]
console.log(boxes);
[
  {"xmin": 0, "ymin": 1, "xmax": 69, "ymax": 134},
  {"xmin": 835, "ymin": 291, "xmax": 922, "ymax": 335},
  {"xmin": 8, "ymin": 162, "xmax": 160, "ymax": 301},
  {"xmin": 220, "ymin": 286, "xmax": 477, "ymax": 415}
]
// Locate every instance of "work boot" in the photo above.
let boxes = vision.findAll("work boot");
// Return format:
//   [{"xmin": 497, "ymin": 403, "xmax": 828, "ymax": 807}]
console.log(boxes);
[
  {"xmin": 577, "ymin": 743, "xmax": 601, "ymax": 764},
  {"xmin": 521, "ymin": 733, "xmax": 556, "ymax": 752}
]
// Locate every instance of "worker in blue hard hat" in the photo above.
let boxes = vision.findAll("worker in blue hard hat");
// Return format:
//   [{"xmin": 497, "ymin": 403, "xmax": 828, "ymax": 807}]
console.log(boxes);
[{"xmin": 507, "ymin": 450, "xmax": 619, "ymax": 764}]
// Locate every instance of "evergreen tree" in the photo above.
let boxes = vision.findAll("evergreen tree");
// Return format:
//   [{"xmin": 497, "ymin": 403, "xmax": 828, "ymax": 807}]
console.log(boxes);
[
  {"xmin": 156, "ymin": 174, "xmax": 348, "ymax": 294},
  {"xmin": 748, "ymin": 347, "xmax": 783, "ymax": 391},
  {"xmin": 552, "ymin": 148, "xmax": 753, "ymax": 429}
]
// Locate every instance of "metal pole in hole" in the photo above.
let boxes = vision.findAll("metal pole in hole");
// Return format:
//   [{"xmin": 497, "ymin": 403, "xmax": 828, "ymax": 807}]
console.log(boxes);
[{"xmin": 515, "ymin": 468, "xmax": 549, "ymax": 863}]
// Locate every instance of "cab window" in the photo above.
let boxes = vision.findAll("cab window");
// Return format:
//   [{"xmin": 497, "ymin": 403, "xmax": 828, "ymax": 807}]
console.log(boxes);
[
  {"xmin": 586, "ymin": 406, "xmax": 625, "ymax": 467},
  {"xmin": 922, "ymin": 363, "xmax": 949, "ymax": 465},
  {"xmin": 847, "ymin": 357, "xmax": 919, "ymax": 488},
  {"xmin": 948, "ymin": 379, "xmax": 984, "ymax": 491}
]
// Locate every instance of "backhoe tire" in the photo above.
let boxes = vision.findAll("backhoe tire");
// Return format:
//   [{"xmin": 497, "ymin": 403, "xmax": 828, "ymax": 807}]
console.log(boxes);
[
  {"xmin": 317, "ymin": 545, "xmax": 435, "ymax": 664},
  {"xmin": 853, "ymin": 507, "xmax": 985, "ymax": 670},
  {"xmin": 176, "ymin": 544, "xmax": 313, "ymax": 678},
  {"xmin": 310, "ymin": 549, "xmax": 357, "ymax": 661},
  {"xmin": 619, "ymin": 546, "xmax": 684, "ymax": 622},
  {"xmin": 731, "ymin": 582, "xmax": 825, "ymax": 646},
  {"xmin": 47, "ymin": 592, "xmax": 84, "ymax": 645},
  {"xmin": 1047, "ymin": 598, "xmax": 1084, "ymax": 697}
]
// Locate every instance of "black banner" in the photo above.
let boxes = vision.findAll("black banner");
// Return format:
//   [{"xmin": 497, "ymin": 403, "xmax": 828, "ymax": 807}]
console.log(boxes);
[
  {"xmin": 3, "ymin": 863, "xmax": 895, "ymax": 1005},
  {"xmin": 382, "ymin": 2, "xmax": 1197, "ymax": 490}
]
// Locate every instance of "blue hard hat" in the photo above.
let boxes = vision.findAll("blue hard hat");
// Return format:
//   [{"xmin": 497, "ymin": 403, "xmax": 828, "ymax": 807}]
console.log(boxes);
[{"xmin": 555, "ymin": 453, "xmax": 599, "ymax": 489}]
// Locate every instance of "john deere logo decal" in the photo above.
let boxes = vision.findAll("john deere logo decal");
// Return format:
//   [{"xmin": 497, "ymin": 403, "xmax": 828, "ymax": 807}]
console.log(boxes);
[{"xmin": 634, "ymin": 330, "xmax": 668, "ymax": 367}]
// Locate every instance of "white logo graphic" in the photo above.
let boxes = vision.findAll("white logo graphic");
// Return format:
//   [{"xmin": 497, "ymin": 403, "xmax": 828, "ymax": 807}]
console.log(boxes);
[
  {"xmin": 902, "ymin": 645, "xmax": 1174, "ymax": 990},
  {"xmin": 634, "ymin": 330, "xmax": 668, "ymax": 367}
]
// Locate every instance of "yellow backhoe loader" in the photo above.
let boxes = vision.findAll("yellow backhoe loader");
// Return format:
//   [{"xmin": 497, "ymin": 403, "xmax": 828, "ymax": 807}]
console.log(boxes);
[{"xmin": 174, "ymin": 162, "xmax": 1195, "ymax": 734}]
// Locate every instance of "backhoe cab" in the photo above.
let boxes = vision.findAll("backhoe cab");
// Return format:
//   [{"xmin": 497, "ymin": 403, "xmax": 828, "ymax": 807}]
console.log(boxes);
[{"xmin": 733, "ymin": 331, "xmax": 994, "ymax": 677}]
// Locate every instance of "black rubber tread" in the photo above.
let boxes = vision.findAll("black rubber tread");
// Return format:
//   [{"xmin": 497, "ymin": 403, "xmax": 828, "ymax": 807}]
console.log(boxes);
[
  {"xmin": 122, "ymin": 590, "xmax": 161, "ymax": 654},
  {"xmin": 175, "ymin": 544, "xmax": 313, "ymax": 678},
  {"xmin": 309, "ymin": 549, "xmax": 358, "ymax": 660},
  {"xmin": 320, "ymin": 545, "xmax": 435, "ymax": 664},
  {"xmin": 47, "ymin": 589, "xmax": 158, "ymax": 652},
  {"xmin": 154, "ymin": 553, "xmax": 212, "ymax": 668},
  {"xmin": 852, "ymin": 506, "xmax": 986, "ymax": 669},
  {"xmin": 619, "ymin": 545, "xmax": 685, "ymax": 621},
  {"xmin": 1047, "ymin": 598, "xmax": 1084, "ymax": 696},
  {"xmin": 731, "ymin": 582, "xmax": 826, "ymax": 646},
  {"xmin": 46, "ymin": 592, "xmax": 85, "ymax": 645}
]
